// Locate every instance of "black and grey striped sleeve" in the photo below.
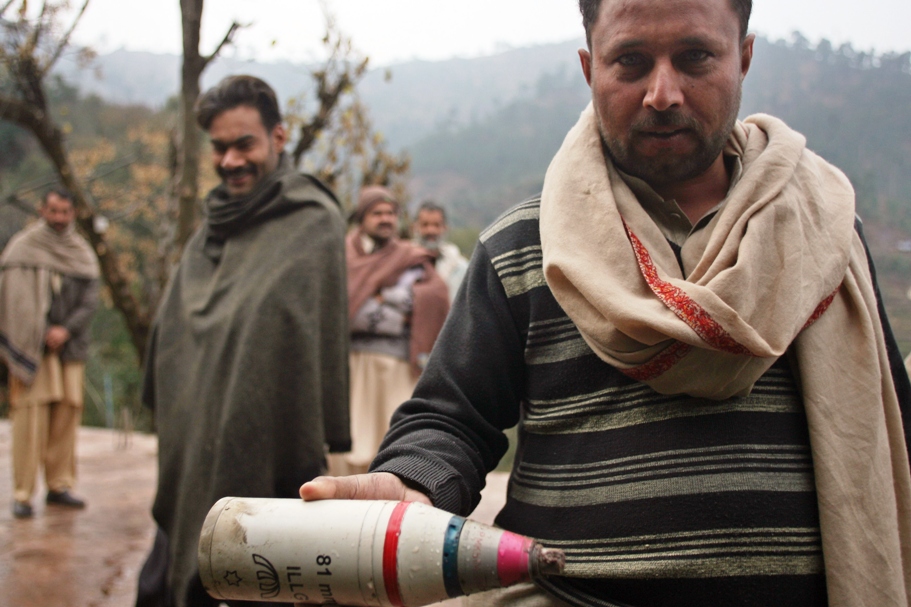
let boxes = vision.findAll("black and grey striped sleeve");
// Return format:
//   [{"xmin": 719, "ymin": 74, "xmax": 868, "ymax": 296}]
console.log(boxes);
[{"xmin": 370, "ymin": 238, "xmax": 527, "ymax": 516}]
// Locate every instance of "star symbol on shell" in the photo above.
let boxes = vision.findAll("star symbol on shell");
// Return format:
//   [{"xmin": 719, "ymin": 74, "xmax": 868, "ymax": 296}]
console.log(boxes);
[{"xmin": 224, "ymin": 570, "xmax": 242, "ymax": 586}]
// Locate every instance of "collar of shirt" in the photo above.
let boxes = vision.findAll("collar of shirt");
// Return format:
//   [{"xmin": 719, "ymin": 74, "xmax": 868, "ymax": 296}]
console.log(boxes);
[
  {"xmin": 360, "ymin": 232, "xmax": 377, "ymax": 255},
  {"xmin": 617, "ymin": 154, "xmax": 743, "ymax": 248}
]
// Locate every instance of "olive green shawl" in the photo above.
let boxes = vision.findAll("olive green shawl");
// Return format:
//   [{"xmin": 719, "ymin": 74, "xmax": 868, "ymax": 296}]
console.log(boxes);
[{"xmin": 145, "ymin": 163, "xmax": 350, "ymax": 607}]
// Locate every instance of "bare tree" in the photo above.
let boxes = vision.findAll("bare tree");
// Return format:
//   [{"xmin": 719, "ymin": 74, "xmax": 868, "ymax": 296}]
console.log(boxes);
[
  {"xmin": 169, "ymin": 0, "xmax": 239, "ymax": 255},
  {"xmin": 0, "ymin": 0, "xmax": 152, "ymax": 359},
  {"xmin": 286, "ymin": 10, "xmax": 410, "ymax": 212},
  {"xmin": 0, "ymin": 0, "xmax": 409, "ymax": 365}
]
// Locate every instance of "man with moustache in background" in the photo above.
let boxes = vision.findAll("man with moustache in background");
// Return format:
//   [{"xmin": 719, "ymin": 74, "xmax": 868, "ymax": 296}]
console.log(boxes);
[
  {"xmin": 341, "ymin": 186, "xmax": 449, "ymax": 475},
  {"xmin": 301, "ymin": 1, "xmax": 911, "ymax": 606},
  {"xmin": 136, "ymin": 75, "xmax": 350, "ymax": 607}
]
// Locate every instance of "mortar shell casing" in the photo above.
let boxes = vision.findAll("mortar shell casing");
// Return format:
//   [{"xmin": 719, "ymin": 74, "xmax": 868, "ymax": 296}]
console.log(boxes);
[{"xmin": 198, "ymin": 497, "xmax": 566, "ymax": 605}]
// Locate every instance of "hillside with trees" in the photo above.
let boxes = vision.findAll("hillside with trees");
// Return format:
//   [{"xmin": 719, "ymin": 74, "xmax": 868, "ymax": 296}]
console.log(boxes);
[
  {"xmin": 406, "ymin": 36, "xmax": 911, "ymax": 225},
  {"xmin": 4, "ymin": 28, "xmax": 911, "ymax": 427},
  {"xmin": 402, "ymin": 35, "xmax": 911, "ymax": 348},
  {"xmin": 0, "ymin": 0, "xmax": 406, "ymax": 429}
]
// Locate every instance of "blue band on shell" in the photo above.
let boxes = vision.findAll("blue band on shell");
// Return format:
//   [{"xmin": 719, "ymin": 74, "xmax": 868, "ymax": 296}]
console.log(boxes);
[{"xmin": 442, "ymin": 516, "xmax": 465, "ymax": 598}]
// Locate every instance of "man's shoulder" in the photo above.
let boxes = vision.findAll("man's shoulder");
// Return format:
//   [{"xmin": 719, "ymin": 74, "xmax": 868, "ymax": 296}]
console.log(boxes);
[
  {"xmin": 478, "ymin": 195, "xmax": 542, "ymax": 251},
  {"xmin": 252, "ymin": 173, "xmax": 346, "ymax": 238},
  {"xmin": 1, "ymin": 229, "xmax": 29, "ymax": 260},
  {"xmin": 1, "ymin": 222, "xmax": 57, "ymax": 264},
  {"xmin": 439, "ymin": 241, "xmax": 468, "ymax": 262},
  {"xmin": 283, "ymin": 172, "xmax": 342, "ymax": 213},
  {"xmin": 2, "ymin": 222, "xmax": 41, "ymax": 253}
]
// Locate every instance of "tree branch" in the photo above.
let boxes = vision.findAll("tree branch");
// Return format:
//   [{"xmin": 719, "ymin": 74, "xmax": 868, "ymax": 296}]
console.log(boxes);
[
  {"xmin": 24, "ymin": 0, "xmax": 50, "ymax": 59},
  {"xmin": 0, "ymin": 0, "xmax": 17, "ymax": 18},
  {"xmin": 1, "ymin": 193, "xmax": 39, "ymax": 216},
  {"xmin": 0, "ymin": 92, "xmax": 44, "ymax": 133},
  {"xmin": 291, "ymin": 67, "xmax": 356, "ymax": 165},
  {"xmin": 40, "ymin": 0, "xmax": 90, "ymax": 77},
  {"xmin": 201, "ymin": 20, "xmax": 241, "ymax": 70}
]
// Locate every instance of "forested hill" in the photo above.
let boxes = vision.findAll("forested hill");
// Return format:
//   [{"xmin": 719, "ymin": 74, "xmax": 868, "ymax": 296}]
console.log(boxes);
[
  {"xmin": 23, "ymin": 34, "xmax": 911, "ymax": 351},
  {"xmin": 53, "ymin": 39, "xmax": 589, "ymax": 150},
  {"xmin": 401, "ymin": 35, "xmax": 911, "ymax": 348},
  {"xmin": 407, "ymin": 36, "xmax": 911, "ymax": 231},
  {"xmin": 54, "ymin": 37, "xmax": 911, "ymax": 229},
  {"xmin": 743, "ymin": 37, "xmax": 911, "ymax": 226}
]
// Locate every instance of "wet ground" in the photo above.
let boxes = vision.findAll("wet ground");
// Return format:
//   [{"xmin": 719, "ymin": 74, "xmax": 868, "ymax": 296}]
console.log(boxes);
[
  {"xmin": 0, "ymin": 420, "xmax": 158, "ymax": 606},
  {"xmin": 0, "ymin": 420, "xmax": 508, "ymax": 606}
]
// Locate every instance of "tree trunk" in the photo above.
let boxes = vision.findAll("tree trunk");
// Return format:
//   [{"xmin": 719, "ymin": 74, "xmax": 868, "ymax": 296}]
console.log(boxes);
[
  {"xmin": 0, "ymin": 0, "xmax": 237, "ymax": 367},
  {"xmin": 0, "ymin": 98, "xmax": 151, "ymax": 361},
  {"xmin": 174, "ymin": 0, "xmax": 206, "ymax": 252}
]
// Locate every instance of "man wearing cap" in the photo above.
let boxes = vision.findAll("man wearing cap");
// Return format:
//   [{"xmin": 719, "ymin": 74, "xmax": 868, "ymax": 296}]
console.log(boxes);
[{"xmin": 342, "ymin": 186, "xmax": 449, "ymax": 474}]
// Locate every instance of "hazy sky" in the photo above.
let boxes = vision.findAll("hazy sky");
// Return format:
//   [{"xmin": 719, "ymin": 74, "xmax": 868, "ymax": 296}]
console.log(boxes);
[{"xmin": 66, "ymin": 0, "xmax": 910, "ymax": 67}]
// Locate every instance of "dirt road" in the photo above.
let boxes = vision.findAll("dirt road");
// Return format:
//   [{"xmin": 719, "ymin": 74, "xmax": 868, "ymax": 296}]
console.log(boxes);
[{"xmin": 0, "ymin": 420, "xmax": 507, "ymax": 606}]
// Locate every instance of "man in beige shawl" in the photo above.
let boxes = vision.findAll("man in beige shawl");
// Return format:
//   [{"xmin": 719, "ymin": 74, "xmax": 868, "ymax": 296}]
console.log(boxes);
[
  {"xmin": 301, "ymin": 1, "xmax": 911, "ymax": 606},
  {"xmin": 0, "ymin": 189, "xmax": 99, "ymax": 519}
]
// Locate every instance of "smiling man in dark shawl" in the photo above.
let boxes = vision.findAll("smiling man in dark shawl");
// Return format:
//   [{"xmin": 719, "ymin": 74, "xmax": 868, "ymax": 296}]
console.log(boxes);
[{"xmin": 135, "ymin": 75, "xmax": 350, "ymax": 607}]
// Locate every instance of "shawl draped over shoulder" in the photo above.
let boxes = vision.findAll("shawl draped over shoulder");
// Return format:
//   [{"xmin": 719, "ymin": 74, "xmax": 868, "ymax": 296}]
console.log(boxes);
[
  {"xmin": 145, "ymin": 161, "xmax": 350, "ymax": 606},
  {"xmin": 0, "ymin": 220, "xmax": 98, "ymax": 383},
  {"xmin": 540, "ymin": 104, "xmax": 911, "ymax": 607}
]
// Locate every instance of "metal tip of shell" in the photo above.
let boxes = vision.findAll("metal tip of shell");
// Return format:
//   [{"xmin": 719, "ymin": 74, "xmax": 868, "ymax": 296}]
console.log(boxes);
[{"xmin": 531, "ymin": 546, "xmax": 566, "ymax": 576}]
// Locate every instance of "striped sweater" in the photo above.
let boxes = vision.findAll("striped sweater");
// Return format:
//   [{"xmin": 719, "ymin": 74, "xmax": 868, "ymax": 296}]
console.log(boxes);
[{"xmin": 372, "ymin": 197, "xmax": 909, "ymax": 607}]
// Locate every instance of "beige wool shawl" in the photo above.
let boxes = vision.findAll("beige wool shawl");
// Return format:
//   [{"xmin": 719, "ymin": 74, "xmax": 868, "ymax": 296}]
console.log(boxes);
[
  {"xmin": 0, "ymin": 220, "xmax": 98, "ymax": 384},
  {"xmin": 540, "ymin": 103, "xmax": 911, "ymax": 606}
]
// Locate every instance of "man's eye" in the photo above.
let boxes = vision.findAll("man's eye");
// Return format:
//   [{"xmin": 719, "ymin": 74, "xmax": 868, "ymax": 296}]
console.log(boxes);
[
  {"xmin": 682, "ymin": 50, "xmax": 710, "ymax": 62},
  {"xmin": 617, "ymin": 54, "xmax": 643, "ymax": 67}
]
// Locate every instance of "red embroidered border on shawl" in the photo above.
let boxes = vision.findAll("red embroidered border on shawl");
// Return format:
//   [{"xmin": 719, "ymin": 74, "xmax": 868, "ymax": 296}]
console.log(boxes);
[
  {"xmin": 802, "ymin": 288, "xmax": 838, "ymax": 330},
  {"xmin": 621, "ymin": 220, "xmax": 751, "ymax": 356},
  {"xmin": 622, "ymin": 341, "xmax": 692, "ymax": 382}
]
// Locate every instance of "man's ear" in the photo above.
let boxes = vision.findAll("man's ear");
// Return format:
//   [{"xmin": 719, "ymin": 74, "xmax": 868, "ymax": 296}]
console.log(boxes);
[
  {"xmin": 271, "ymin": 124, "xmax": 288, "ymax": 150},
  {"xmin": 579, "ymin": 48, "xmax": 593, "ymax": 87},
  {"xmin": 740, "ymin": 33, "xmax": 755, "ymax": 79}
]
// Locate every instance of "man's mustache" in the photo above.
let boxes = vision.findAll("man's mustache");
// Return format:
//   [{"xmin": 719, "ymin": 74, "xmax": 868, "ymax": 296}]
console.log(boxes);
[
  {"xmin": 217, "ymin": 164, "xmax": 257, "ymax": 180},
  {"xmin": 633, "ymin": 111, "xmax": 700, "ymax": 132}
]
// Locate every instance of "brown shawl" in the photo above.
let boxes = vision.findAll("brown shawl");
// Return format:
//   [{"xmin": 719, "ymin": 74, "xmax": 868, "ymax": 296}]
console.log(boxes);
[
  {"xmin": 346, "ymin": 230, "xmax": 449, "ymax": 376},
  {"xmin": 540, "ymin": 103, "xmax": 911, "ymax": 606}
]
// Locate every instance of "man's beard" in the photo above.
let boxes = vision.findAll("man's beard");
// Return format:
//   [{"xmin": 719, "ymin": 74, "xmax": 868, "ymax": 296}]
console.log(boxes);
[
  {"xmin": 417, "ymin": 236, "xmax": 440, "ymax": 252},
  {"xmin": 600, "ymin": 94, "xmax": 740, "ymax": 187}
]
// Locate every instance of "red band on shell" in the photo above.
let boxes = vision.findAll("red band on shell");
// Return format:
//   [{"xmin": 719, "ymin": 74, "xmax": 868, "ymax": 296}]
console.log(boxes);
[{"xmin": 382, "ymin": 502, "xmax": 411, "ymax": 607}]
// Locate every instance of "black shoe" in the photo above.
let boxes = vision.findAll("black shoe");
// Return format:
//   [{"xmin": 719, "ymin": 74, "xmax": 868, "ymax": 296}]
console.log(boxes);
[
  {"xmin": 13, "ymin": 501, "xmax": 33, "ymax": 518},
  {"xmin": 46, "ymin": 490, "xmax": 86, "ymax": 509}
]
